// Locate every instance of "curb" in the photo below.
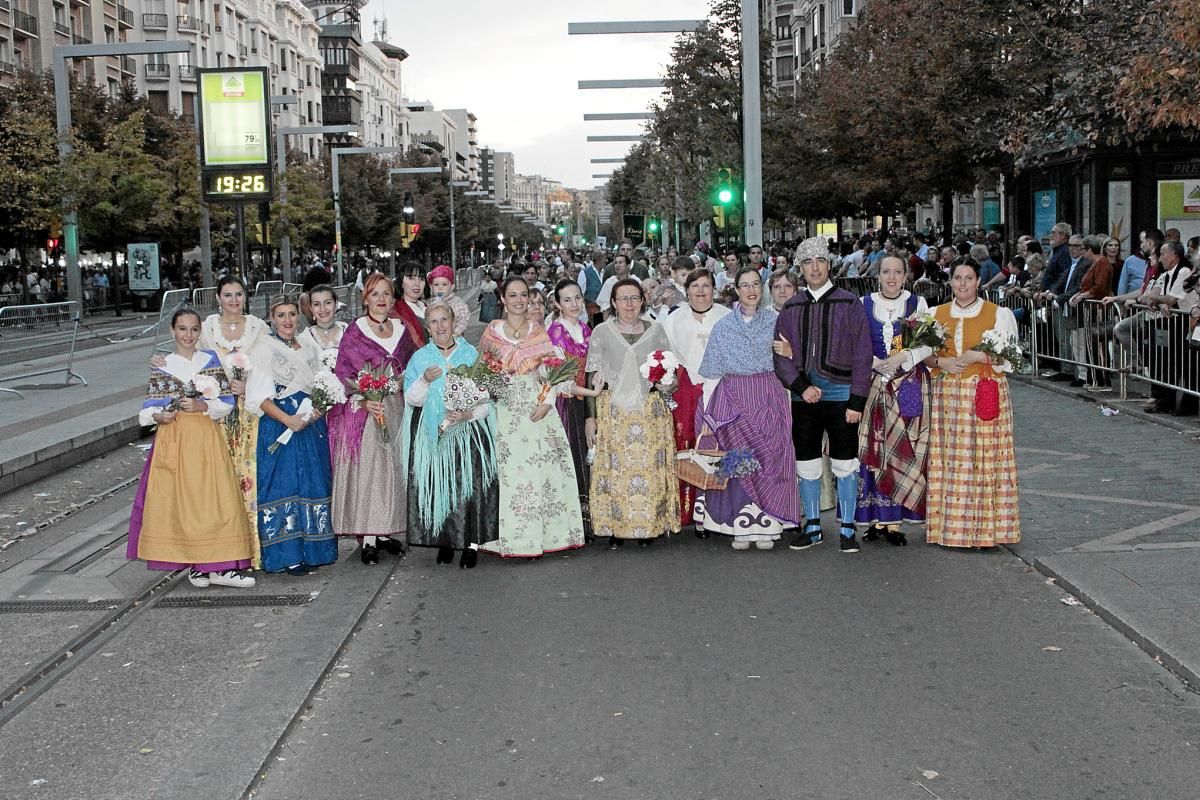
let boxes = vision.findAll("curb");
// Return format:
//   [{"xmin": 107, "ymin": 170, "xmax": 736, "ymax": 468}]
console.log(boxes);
[
  {"xmin": 0, "ymin": 416, "xmax": 146, "ymax": 495},
  {"xmin": 1006, "ymin": 544, "xmax": 1200, "ymax": 692},
  {"xmin": 1010, "ymin": 374, "xmax": 1200, "ymax": 436}
]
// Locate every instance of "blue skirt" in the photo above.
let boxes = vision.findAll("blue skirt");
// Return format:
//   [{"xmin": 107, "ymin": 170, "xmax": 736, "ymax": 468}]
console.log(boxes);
[{"xmin": 256, "ymin": 391, "xmax": 336, "ymax": 572}]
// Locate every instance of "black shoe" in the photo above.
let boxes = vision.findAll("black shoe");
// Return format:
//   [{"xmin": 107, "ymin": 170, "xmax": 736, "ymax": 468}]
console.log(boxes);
[
  {"xmin": 360, "ymin": 544, "xmax": 379, "ymax": 565},
  {"xmin": 436, "ymin": 545, "xmax": 454, "ymax": 564},
  {"xmin": 840, "ymin": 533, "xmax": 861, "ymax": 553},
  {"xmin": 1069, "ymin": 379, "xmax": 1085, "ymax": 387},
  {"xmin": 694, "ymin": 529, "xmax": 710, "ymax": 539},
  {"xmin": 607, "ymin": 538, "xmax": 623, "ymax": 550},
  {"xmin": 285, "ymin": 565, "xmax": 312, "ymax": 576},
  {"xmin": 378, "ymin": 537, "xmax": 404, "ymax": 556},
  {"xmin": 884, "ymin": 529, "xmax": 908, "ymax": 547},
  {"xmin": 788, "ymin": 530, "xmax": 823, "ymax": 551},
  {"xmin": 459, "ymin": 548, "xmax": 478, "ymax": 569},
  {"xmin": 863, "ymin": 525, "xmax": 885, "ymax": 542}
]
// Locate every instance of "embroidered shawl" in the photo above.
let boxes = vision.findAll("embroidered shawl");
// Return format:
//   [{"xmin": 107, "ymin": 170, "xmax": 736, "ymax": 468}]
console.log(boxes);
[
  {"xmin": 585, "ymin": 319, "xmax": 672, "ymax": 412},
  {"xmin": 328, "ymin": 319, "xmax": 417, "ymax": 462}
]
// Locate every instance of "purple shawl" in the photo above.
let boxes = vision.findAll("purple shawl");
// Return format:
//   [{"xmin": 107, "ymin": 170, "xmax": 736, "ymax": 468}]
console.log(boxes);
[{"xmin": 327, "ymin": 320, "xmax": 417, "ymax": 462}]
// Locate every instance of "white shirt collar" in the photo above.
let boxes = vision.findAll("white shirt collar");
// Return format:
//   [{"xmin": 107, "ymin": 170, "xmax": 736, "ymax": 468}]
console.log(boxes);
[{"xmin": 806, "ymin": 281, "xmax": 834, "ymax": 301}]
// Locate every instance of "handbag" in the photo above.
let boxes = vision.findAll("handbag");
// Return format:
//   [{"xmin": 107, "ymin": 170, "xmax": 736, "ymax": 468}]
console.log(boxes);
[
  {"xmin": 675, "ymin": 423, "xmax": 728, "ymax": 491},
  {"xmin": 975, "ymin": 377, "xmax": 1000, "ymax": 421},
  {"xmin": 895, "ymin": 373, "xmax": 923, "ymax": 418}
]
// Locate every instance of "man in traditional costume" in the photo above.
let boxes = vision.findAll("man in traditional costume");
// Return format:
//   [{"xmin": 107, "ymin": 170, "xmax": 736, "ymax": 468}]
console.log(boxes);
[{"xmin": 773, "ymin": 237, "xmax": 873, "ymax": 553}]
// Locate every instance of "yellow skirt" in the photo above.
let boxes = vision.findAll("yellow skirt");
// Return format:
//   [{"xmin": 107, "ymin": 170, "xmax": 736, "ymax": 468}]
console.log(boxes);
[
  {"xmin": 926, "ymin": 375, "xmax": 1021, "ymax": 547},
  {"xmin": 590, "ymin": 392, "xmax": 680, "ymax": 539},
  {"xmin": 139, "ymin": 413, "xmax": 254, "ymax": 564}
]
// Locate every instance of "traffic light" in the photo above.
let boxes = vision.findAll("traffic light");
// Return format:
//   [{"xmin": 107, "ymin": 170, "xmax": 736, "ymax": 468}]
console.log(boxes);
[
  {"xmin": 716, "ymin": 168, "xmax": 734, "ymax": 205},
  {"xmin": 647, "ymin": 216, "xmax": 660, "ymax": 234},
  {"xmin": 556, "ymin": 224, "xmax": 566, "ymax": 235},
  {"xmin": 402, "ymin": 192, "xmax": 416, "ymax": 225}
]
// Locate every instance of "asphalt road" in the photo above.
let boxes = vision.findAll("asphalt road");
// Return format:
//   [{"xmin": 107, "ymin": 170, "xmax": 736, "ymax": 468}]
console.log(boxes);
[{"xmin": 251, "ymin": 532, "xmax": 1200, "ymax": 800}]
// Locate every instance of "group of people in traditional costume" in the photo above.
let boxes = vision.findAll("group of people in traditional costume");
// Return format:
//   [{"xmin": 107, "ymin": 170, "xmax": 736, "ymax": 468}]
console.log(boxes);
[{"xmin": 128, "ymin": 240, "xmax": 1021, "ymax": 587}]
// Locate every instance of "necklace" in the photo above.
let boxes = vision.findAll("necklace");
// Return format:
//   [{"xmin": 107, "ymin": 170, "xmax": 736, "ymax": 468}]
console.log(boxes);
[
  {"xmin": 315, "ymin": 321, "xmax": 338, "ymax": 332},
  {"xmin": 503, "ymin": 319, "xmax": 525, "ymax": 340},
  {"xmin": 436, "ymin": 341, "xmax": 456, "ymax": 354},
  {"xmin": 366, "ymin": 313, "xmax": 390, "ymax": 335},
  {"xmin": 616, "ymin": 318, "xmax": 641, "ymax": 333},
  {"xmin": 275, "ymin": 333, "xmax": 297, "ymax": 347},
  {"xmin": 953, "ymin": 297, "xmax": 978, "ymax": 310},
  {"xmin": 222, "ymin": 316, "xmax": 242, "ymax": 329}
]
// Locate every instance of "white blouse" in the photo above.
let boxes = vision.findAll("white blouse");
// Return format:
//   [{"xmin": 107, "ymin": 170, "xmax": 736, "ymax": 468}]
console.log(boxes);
[
  {"xmin": 139, "ymin": 351, "xmax": 233, "ymax": 426},
  {"xmin": 867, "ymin": 291, "xmax": 932, "ymax": 373},
  {"xmin": 356, "ymin": 316, "xmax": 404, "ymax": 354},
  {"xmin": 948, "ymin": 298, "xmax": 1020, "ymax": 374}
]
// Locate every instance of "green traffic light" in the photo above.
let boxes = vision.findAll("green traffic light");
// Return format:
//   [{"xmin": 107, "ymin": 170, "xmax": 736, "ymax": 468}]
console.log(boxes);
[
  {"xmin": 556, "ymin": 225, "xmax": 566, "ymax": 234},
  {"xmin": 718, "ymin": 188, "xmax": 733, "ymax": 204},
  {"xmin": 648, "ymin": 219, "xmax": 660, "ymax": 232}
]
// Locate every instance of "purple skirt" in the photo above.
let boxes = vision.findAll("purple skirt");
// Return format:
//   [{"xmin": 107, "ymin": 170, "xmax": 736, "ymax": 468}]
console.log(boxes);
[{"xmin": 126, "ymin": 442, "xmax": 251, "ymax": 572}]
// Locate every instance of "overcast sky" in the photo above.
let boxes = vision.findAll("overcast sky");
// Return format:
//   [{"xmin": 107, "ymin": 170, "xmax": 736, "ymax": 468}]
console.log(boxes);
[{"xmin": 359, "ymin": 0, "xmax": 711, "ymax": 190}]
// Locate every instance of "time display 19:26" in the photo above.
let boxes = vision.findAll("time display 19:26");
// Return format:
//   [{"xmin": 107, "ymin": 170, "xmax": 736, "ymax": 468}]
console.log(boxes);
[{"xmin": 204, "ymin": 169, "xmax": 273, "ymax": 200}]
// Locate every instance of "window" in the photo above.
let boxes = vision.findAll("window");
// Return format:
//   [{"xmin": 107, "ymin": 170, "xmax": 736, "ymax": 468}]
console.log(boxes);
[
  {"xmin": 105, "ymin": 26, "xmax": 115, "ymax": 43},
  {"xmin": 842, "ymin": 0, "xmax": 855, "ymax": 15},
  {"xmin": 775, "ymin": 16, "xmax": 789, "ymax": 40},
  {"xmin": 776, "ymin": 56, "xmax": 794, "ymax": 81}
]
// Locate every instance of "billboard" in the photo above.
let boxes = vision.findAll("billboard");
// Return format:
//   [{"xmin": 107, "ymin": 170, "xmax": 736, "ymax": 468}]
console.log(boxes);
[{"xmin": 196, "ymin": 67, "xmax": 274, "ymax": 202}]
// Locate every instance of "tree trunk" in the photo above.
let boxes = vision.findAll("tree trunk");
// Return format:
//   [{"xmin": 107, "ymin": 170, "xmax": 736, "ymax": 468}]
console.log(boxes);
[{"xmin": 941, "ymin": 190, "xmax": 955, "ymax": 248}]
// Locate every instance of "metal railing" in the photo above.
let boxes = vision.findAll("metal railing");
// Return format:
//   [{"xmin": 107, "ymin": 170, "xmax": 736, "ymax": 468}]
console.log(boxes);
[
  {"xmin": 145, "ymin": 62, "xmax": 170, "ymax": 79},
  {"xmin": 151, "ymin": 289, "xmax": 192, "ymax": 354},
  {"xmin": 0, "ymin": 302, "xmax": 88, "ymax": 399},
  {"xmin": 191, "ymin": 287, "xmax": 217, "ymax": 314},
  {"xmin": 12, "ymin": 9, "xmax": 37, "ymax": 34},
  {"xmin": 142, "ymin": 12, "xmax": 167, "ymax": 28},
  {"xmin": 176, "ymin": 14, "xmax": 199, "ymax": 31},
  {"xmin": 117, "ymin": 5, "xmax": 133, "ymax": 27},
  {"xmin": 178, "ymin": 65, "xmax": 197, "ymax": 81}
]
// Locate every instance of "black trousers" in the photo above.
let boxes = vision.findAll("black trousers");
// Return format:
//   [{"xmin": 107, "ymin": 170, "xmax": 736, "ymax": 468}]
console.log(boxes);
[{"xmin": 791, "ymin": 399, "xmax": 858, "ymax": 463}]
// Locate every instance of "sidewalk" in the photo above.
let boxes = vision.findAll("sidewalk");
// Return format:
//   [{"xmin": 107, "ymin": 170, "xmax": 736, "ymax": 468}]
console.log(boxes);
[
  {"xmin": 0, "ymin": 287, "xmax": 484, "ymax": 495},
  {"xmin": 1007, "ymin": 378, "xmax": 1200, "ymax": 688}
]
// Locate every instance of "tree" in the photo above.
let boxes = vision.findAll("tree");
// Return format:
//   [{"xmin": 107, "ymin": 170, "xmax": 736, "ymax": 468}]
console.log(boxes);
[
  {"xmin": 1113, "ymin": 0, "xmax": 1200, "ymax": 134},
  {"xmin": 0, "ymin": 72, "xmax": 62, "ymax": 266},
  {"xmin": 271, "ymin": 150, "xmax": 334, "ymax": 252}
]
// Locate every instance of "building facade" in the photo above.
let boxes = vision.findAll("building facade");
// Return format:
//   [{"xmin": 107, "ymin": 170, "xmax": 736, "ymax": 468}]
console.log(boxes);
[
  {"xmin": 0, "ymin": 0, "xmax": 137, "ymax": 93},
  {"xmin": 444, "ymin": 108, "xmax": 479, "ymax": 188},
  {"xmin": 357, "ymin": 39, "xmax": 406, "ymax": 149},
  {"xmin": 480, "ymin": 148, "xmax": 515, "ymax": 204}
]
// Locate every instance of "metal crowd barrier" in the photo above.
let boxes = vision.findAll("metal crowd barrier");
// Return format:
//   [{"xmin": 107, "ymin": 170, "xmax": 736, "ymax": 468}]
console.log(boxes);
[
  {"xmin": 150, "ymin": 288, "xmax": 193, "ymax": 354},
  {"xmin": 0, "ymin": 301, "xmax": 88, "ymax": 399},
  {"xmin": 192, "ymin": 287, "xmax": 217, "ymax": 314}
]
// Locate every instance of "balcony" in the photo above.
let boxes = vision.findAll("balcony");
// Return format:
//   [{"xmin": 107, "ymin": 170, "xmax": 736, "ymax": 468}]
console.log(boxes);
[
  {"xmin": 145, "ymin": 63, "xmax": 170, "ymax": 80},
  {"xmin": 270, "ymin": 64, "xmax": 278, "ymax": 76},
  {"xmin": 55, "ymin": 21, "xmax": 70, "ymax": 36},
  {"xmin": 120, "ymin": 55, "xmax": 134, "ymax": 74},
  {"xmin": 0, "ymin": 0, "xmax": 11, "ymax": 10},
  {"xmin": 116, "ymin": 4, "xmax": 131, "ymax": 27},
  {"xmin": 72, "ymin": 33, "xmax": 91, "ymax": 45},
  {"xmin": 238, "ymin": 44, "xmax": 248, "ymax": 56},
  {"xmin": 179, "ymin": 64, "xmax": 197, "ymax": 81},
  {"xmin": 176, "ymin": 15, "xmax": 199, "ymax": 32},
  {"xmin": 12, "ymin": 9, "xmax": 37, "ymax": 36},
  {"xmin": 0, "ymin": 61, "xmax": 14, "ymax": 75},
  {"xmin": 70, "ymin": 0, "xmax": 90, "ymax": 6},
  {"xmin": 142, "ymin": 12, "xmax": 167, "ymax": 29}
]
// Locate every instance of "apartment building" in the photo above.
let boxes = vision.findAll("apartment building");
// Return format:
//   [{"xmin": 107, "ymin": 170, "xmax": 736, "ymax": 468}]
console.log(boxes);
[
  {"xmin": 404, "ymin": 100, "xmax": 456, "ymax": 163},
  {"xmin": 0, "ymin": 0, "xmax": 137, "ymax": 93},
  {"xmin": 358, "ymin": 38, "xmax": 406, "ymax": 149},
  {"xmin": 480, "ymin": 148, "xmax": 514, "ymax": 204},
  {"xmin": 444, "ymin": 108, "xmax": 479, "ymax": 188}
]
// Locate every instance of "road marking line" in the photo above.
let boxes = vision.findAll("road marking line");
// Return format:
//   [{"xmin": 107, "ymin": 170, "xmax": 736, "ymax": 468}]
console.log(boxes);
[
  {"xmin": 1072, "ymin": 509, "xmax": 1200, "ymax": 552},
  {"xmin": 1024, "ymin": 489, "xmax": 1198, "ymax": 512},
  {"xmin": 1015, "ymin": 447, "xmax": 1089, "ymax": 461}
]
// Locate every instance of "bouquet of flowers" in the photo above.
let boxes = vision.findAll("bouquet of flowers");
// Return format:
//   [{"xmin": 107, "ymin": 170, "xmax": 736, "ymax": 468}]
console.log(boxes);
[
  {"xmin": 447, "ymin": 348, "xmax": 512, "ymax": 403},
  {"xmin": 899, "ymin": 313, "xmax": 948, "ymax": 351},
  {"xmin": 269, "ymin": 370, "xmax": 346, "ymax": 453},
  {"xmin": 441, "ymin": 374, "xmax": 491, "ymax": 432},
  {"xmin": 972, "ymin": 329, "xmax": 1026, "ymax": 372},
  {"xmin": 639, "ymin": 350, "xmax": 681, "ymax": 410},
  {"xmin": 351, "ymin": 363, "xmax": 401, "ymax": 444},
  {"xmin": 716, "ymin": 448, "xmax": 761, "ymax": 480},
  {"xmin": 535, "ymin": 354, "xmax": 582, "ymax": 404},
  {"xmin": 318, "ymin": 349, "xmax": 339, "ymax": 373}
]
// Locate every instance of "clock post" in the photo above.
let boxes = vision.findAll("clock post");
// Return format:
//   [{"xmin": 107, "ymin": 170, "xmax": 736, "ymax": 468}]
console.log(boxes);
[{"xmin": 195, "ymin": 67, "xmax": 274, "ymax": 282}]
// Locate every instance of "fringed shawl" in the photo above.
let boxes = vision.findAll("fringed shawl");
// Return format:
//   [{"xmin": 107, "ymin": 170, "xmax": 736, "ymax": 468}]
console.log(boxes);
[
  {"xmin": 478, "ymin": 321, "xmax": 557, "ymax": 375},
  {"xmin": 328, "ymin": 319, "xmax": 417, "ymax": 463},
  {"xmin": 585, "ymin": 320, "xmax": 672, "ymax": 413},
  {"xmin": 699, "ymin": 305, "xmax": 778, "ymax": 379},
  {"xmin": 402, "ymin": 340, "xmax": 497, "ymax": 535}
]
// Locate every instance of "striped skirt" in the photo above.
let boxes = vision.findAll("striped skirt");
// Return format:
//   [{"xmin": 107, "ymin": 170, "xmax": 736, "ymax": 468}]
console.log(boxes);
[{"xmin": 926, "ymin": 375, "xmax": 1021, "ymax": 547}]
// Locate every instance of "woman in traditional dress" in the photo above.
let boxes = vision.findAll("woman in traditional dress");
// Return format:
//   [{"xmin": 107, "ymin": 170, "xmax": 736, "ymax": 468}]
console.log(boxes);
[
  {"xmin": 696, "ymin": 267, "xmax": 799, "ymax": 549},
  {"xmin": 329, "ymin": 273, "xmax": 418, "ymax": 564},
  {"xmin": 478, "ymin": 276, "xmax": 586, "ymax": 558},
  {"xmin": 198, "ymin": 275, "xmax": 273, "ymax": 567},
  {"xmin": 128, "ymin": 309, "xmax": 255, "ymax": 588},
  {"xmin": 587, "ymin": 278, "xmax": 681, "ymax": 548},
  {"xmin": 249, "ymin": 297, "xmax": 336, "ymax": 575},
  {"xmin": 391, "ymin": 261, "xmax": 428, "ymax": 347},
  {"xmin": 298, "ymin": 284, "xmax": 347, "ymax": 367},
  {"xmin": 663, "ymin": 269, "xmax": 730, "ymax": 533},
  {"xmin": 426, "ymin": 264, "xmax": 471, "ymax": 338},
  {"xmin": 478, "ymin": 269, "xmax": 499, "ymax": 323},
  {"xmin": 546, "ymin": 279, "xmax": 595, "ymax": 541},
  {"xmin": 402, "ymin": 302, "xmax": 500, "ymax": 569},
  {"xmin": 855, "ymin": 255, "xmax": 934, "ymax": 546},
  {"xmin": 924, "ymin": 259, "xmax": 1021, "ymax": 548}
]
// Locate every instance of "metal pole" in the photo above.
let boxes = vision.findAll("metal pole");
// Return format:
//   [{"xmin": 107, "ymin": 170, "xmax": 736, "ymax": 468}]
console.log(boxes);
[
  {"xmin": 740, "ymin": 0, "xmax": 763, "ymax": 246},
  {"xmin": 52, "ymin": 56, "xmax": 81, "ymax": 309},
  {"xmin": 194, "ymin": 94, "xmax": 213, "ymax": 286},
  {"xmin": 276, "ymin": 126, "xmax": 291, "ymax": 283},
  {"xmin": 235, "ymin": 204, "xmax": 247, "ymax": 278},
  {"xmin": 332, "ymin": 155, "xmax": 343, "ymax": 284},
  {"xmin": 448, "ymin": 174, "xmax": 458, "ymax": 270}
]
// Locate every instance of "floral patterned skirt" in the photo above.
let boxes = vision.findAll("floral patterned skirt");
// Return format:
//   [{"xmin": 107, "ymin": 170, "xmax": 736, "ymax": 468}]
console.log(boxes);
[
  {"xmin": 482, "ymin": 374, "xmax": 585, "ymax": 557},
  {"xmin": 224, "ymin": 402, "xmax": 260, "ymax": 568},
  {"xmin": 590, "ymin": 392, "xmax": 680, "ymax": 540}
]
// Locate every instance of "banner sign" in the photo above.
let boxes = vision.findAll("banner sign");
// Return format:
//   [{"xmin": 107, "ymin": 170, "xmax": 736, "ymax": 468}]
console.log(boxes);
[{"xmin": 127, "ymin": 243, "xmax": 161, "ymax": 293}]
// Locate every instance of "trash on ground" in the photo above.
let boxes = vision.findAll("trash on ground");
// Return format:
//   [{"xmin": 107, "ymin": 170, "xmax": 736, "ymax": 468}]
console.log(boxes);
[
  {"xmin": 1060, "ymin": 596, "xmax": 1083, "ymax": 607},
  {"xmin": 921, "ymin": 770, "xmax": 939, "ymax": 780},
  {"xmin": 1042, "ymin": 645, "xmax": 1063, "ymax": 652},
  {"xmin": 1099, "ymin": 406, "xmax": 1119, "ymax": 416}
]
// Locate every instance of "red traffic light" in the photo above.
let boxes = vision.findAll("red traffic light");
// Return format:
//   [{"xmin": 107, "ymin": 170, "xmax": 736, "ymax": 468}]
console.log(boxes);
[
  {"xmin": 411, "ymin": 223, "xmax": 422, "ymax": 237},
  {"xmin": 46, "ymin": 238, "xmax": 59, "ymax": 251}
]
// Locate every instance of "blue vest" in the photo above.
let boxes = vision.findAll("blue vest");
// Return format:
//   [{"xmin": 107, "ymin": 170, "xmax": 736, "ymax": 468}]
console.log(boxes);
[{"xmin": 582, "ymin": 264, "xmax": 602, "ymax": 304}]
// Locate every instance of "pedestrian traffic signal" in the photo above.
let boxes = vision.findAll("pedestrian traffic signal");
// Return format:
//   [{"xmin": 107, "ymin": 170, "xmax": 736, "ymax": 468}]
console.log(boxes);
[
  {"xmin": 402, "ymin": 192, "xmax": 416, "ymax": 225},
  {"xmin": 716, "ymin": 169, "xmax": 734, "ymax": 205},
  {"xmin": 647, "ymin": 217, "xmax": 660, "ymax": 234}
]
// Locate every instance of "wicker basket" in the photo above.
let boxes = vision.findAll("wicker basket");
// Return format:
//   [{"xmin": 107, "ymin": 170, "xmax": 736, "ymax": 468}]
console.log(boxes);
[{"xmin": 675, "ymin": 425, "xmax": 728, "ymax": 490}]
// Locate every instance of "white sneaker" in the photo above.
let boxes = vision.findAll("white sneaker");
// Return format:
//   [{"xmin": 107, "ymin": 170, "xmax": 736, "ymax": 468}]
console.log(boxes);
[
  {"xmin": 755, "ymin": 540, "xmax": 775, "ymax": 550},
  {"xmin": 208, "ymin": 570, "xmax": 256, "ymax": 588},
  {"xmin": 187, "ymin": 569, "xmax": 210, "ymax": 588},
  {"xmin": 731, "ymin": 540, "xmax": 751, "ymax": 550}
]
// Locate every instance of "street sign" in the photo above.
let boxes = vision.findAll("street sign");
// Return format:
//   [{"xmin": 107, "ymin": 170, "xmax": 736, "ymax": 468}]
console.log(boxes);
[
  {"xmin": 196, "ymin": 67, "xmax": 274, "ymax": 202},
  {"xmin": 127, "ymin": 243, "xmax": 161, "ymax": 293}
]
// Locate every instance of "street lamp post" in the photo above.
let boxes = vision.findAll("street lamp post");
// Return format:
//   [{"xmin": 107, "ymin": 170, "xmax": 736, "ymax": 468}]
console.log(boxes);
[
  {"xmin": 330, "ymin": 146, "xmax": 405, "ymax": 284},
  {"xmin": 52, "ymin": 41, "xmax": 191, "ymax": 308},
  {"xmin": 274, "ymin": 122, "xmax": 358, "ymax": 283}
]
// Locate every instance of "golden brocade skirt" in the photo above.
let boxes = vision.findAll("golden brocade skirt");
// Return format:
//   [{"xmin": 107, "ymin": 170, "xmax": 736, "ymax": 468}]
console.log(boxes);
[{"xmin": 925, "ymin": 375, "xmax": 1021, "ymax": 548}]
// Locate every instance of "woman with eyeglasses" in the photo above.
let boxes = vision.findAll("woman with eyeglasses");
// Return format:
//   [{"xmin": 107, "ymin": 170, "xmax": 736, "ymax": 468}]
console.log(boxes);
[
  {"xmin": 694, "ymin": 267, "xmax": 799, "ymax": 549},
  {"xmin": 586, "ymin": 277, "xmax": 680, "ymax": 548}
]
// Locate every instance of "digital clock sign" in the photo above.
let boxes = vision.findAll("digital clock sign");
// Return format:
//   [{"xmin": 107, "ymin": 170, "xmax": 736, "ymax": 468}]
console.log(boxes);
[{"xmin": 204, "ymin": 168, "xmax": 274, "ymax": 201}]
